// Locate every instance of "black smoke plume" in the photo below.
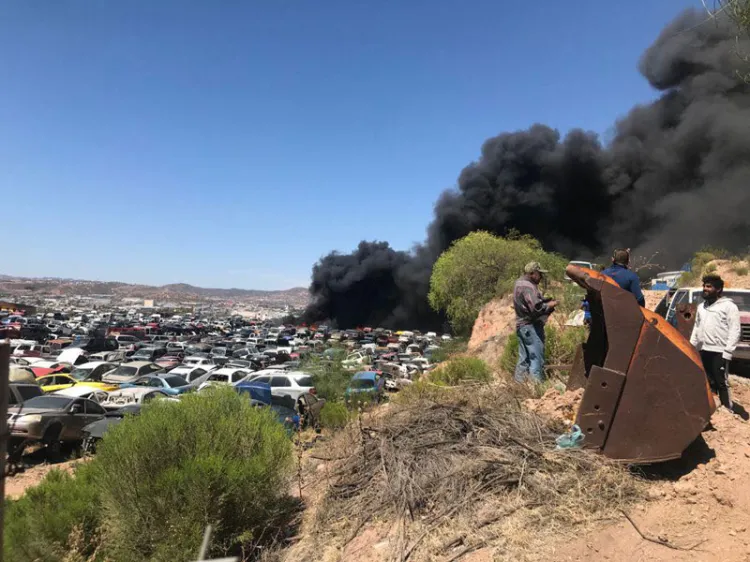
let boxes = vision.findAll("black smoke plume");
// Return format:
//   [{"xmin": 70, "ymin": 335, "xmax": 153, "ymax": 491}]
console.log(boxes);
[{"xmin": 305, "ymin": 9, "xmax": 750, "ymax": 330}]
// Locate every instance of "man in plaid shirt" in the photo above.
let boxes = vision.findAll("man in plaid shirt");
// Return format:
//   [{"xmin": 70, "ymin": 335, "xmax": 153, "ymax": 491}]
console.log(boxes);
[{"xmin": 513, "ymin": 262, "xmax": 558, "ymax": 382}]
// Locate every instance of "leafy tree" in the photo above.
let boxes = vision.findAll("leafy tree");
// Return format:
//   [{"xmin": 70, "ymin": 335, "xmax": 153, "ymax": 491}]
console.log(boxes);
[{"xmin": 428, "ymin": 231, "xmax": 566, "ymax": 335}]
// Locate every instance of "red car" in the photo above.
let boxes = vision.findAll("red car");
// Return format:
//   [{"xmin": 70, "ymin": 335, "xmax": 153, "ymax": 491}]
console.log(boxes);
[{"xmin": 155, "ymin": 355, "xmax": 183, "ymax": 371}]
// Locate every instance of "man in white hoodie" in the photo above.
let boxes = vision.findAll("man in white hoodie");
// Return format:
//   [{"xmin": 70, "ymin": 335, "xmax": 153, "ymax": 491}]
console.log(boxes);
[{"xmin": 690, "ymin": 274, "xmax": 741, "ymax": 410}]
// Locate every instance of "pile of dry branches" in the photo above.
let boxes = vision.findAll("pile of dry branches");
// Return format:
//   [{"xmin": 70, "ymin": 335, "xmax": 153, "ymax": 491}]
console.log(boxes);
[{"xmin": 314, "ymin": 384, "xmax": 643, "ymax": 561}]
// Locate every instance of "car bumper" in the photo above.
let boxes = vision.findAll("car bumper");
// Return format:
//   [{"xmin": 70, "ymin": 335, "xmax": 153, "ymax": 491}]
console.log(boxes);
[{"xmin": 731, "ymin": 344, "xmax": 750, "ymax": 361}]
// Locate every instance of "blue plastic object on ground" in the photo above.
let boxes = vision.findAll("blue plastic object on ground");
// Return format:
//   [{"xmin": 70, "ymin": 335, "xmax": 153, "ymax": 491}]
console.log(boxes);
[{"xmin": 555, "ymin": 424, "xmax": 584, "ymax": 450}]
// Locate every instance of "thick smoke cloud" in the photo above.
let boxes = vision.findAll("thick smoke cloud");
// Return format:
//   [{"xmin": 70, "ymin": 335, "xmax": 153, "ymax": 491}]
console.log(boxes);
[{"xmin": 305, "ymin": 9, "xmax": 750, "ymax": 330}]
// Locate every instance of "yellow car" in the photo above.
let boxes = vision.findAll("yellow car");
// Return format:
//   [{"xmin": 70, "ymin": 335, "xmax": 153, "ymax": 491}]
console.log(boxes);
[{"xmin": 37, "ymin": 374, "xmax": 119, "ymax": 393}]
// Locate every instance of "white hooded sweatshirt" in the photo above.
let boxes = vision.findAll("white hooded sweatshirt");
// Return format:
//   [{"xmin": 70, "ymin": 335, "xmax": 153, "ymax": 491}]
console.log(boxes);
[{"xmin": 689, "ymin": 296, "xmax": 741, "ymax": 360}]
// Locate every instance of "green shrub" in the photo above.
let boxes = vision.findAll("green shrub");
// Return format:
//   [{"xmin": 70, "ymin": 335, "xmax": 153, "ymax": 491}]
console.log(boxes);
[
  {"xmin": 428, "ymin": 337, "xmax": 467, "ymax": 363},
  {"xmin": 429, "ymin": 231, "xmax": 568, "ymax": 335},
  {"xmin": 499, "ymin": 332, "xmax": 520, "ymax": 374},
  {"xmin": 5, "ymin": 465, "xmax": 100, "ymax": 562},
  {"xmin": 92, "ymin": 387, "xmax": 294, "ymax": 562},
  {"xmin": 705, "ymin": 263, "xmax": 717, "ymax": 273},
  {"xmin": 320, "ymin": 401, "xmax": 350, "ymax": 429},
  {"xmin": 431, "ymin": 356, "xmax": 491, "ymax": 386},
  {"xmin": 499, "ymin": 325, "xmax": 587, "ymax": 376},
  {"xmin": 734, "ymin": 266, "xmax": 749, "ymax": 276},
  {"xmin": 302, "ymin": 356, "xmax": 353, "ymax": 402}
]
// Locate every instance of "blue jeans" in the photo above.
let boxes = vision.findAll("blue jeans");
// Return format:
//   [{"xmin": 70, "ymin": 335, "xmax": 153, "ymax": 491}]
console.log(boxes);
[{"xmin": 515, "ymin": 323, "xmax": 546, "ymax": 383}]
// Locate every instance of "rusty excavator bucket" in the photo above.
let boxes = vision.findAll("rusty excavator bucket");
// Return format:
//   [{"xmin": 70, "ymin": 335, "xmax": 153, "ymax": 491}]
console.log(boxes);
[{"xmin": 566, "ymin": 265, "xmax": 715, "ymax": 463}]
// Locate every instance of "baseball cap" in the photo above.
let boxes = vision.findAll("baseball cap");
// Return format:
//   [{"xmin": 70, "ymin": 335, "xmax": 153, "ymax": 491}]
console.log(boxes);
[{"xmin": 524, "ymin": 261, "xmax": 549, "ymax": 274}]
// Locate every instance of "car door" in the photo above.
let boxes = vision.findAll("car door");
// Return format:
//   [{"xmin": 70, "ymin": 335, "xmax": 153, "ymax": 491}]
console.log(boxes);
[
  {"xmin": 270, "ymin": 376, "xmax": 294, "ymax": 406},
  {"xmin": 62, "ymin": 398, "xmax": 89, "ymax": 440},
  {"xmin": 81, "ymin": 399, "xmax": 107, "ymax": 435}
]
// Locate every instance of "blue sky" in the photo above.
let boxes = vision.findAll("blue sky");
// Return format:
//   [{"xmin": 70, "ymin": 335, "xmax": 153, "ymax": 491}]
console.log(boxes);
[{"xmin": 1, "ymin": 0, "xmax": 702, "ymax": 290}]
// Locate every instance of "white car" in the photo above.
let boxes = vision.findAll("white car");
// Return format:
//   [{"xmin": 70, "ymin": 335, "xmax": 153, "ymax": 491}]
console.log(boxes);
[
  {"xmin": 90, "ymin": 350, "xmax": 128, "ymax": 363},
  {"xmin": 182, "ymin": 356, "xmax": 217, "ymax": 368},
  {"xmin": 342, "ymin": 352, "xmax": 369, "ymax": 369},
  {"xmin": 54, "ymin": 386, "xmax": 110, "ymax": 403},
  {"xmin": 101, "ymin": 387, "xmax": 171, "ymax": 409},
  {"xmin": 197, "ymin": 368, "xmax": 249, "ymax": 390},
  {"xmin": 169, "ymin": 365, "xmax": 216, "ymax": 384},
  {"xmin": 102, "ymin": 361, "xmax": 165, "ymax": 384},
  {"xmin": 68, "ymin": 361, "xmax": 118, "ymax": 383},
  {"xmin": 243, "ymin": 371, "xmax": 316, "ymax": 407}
]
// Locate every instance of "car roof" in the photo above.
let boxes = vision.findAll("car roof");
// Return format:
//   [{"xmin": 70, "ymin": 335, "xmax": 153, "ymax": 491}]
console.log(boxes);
[
  {"xmin": 75, "ymin": 361, "xmax": 112, "ymax": 368},
  {"xmin": 120, "ymin": 361, "xmax": 159, "ymax": 368},
  {"xmin": 353, "ymin": 371, "xmax": 378, "ymax": 380}
]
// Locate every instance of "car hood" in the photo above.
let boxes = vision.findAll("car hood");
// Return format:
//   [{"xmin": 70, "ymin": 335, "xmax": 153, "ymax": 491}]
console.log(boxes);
[
  {"xmin": 106, "ymin": 387, "xmax": 158, "ymax": 397},
  {"xmin": 82, "ymin": 417, "xmax": 125, "ymax": 439}
]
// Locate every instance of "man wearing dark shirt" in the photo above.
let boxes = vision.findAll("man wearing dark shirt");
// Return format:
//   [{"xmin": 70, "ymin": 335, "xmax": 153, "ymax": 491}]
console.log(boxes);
[
  {"xmin": 513, "ymin": 262, "xmax": 558, "ymax": 382},
  {"xmin": 601, "ymin": 248, "xmax": 645, "ymax": 307}
]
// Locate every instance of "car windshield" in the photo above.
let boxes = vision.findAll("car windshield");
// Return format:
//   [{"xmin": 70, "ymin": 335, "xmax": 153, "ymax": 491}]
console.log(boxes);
[
  {"xmin": 133, "ymin": 349, "xmax": 152, "ymax": 356},
  {"xmin": 350, "ymin": 379, "xmax": 375, "ymax": 389},
  {"xmin": 19, "ymin": 396, "xmax": 73, "ymax": 409},
  {"xmin": 108, "ymin": 366, "xmax": 137, "ymax": 377},
  {"xmin": 295, "ymin": 376, "xmax": 314, "ymax": 387},
  {"xmin": 211, "ymin": 348, "xmax": 227, "ymax": 356},
  {"xmin": 69, "ymin": 367, "xmax": 93, "ymax": 381},
  {"xmin": 165, "ymin": 376, "xmax": 188, "ymax": 387}
]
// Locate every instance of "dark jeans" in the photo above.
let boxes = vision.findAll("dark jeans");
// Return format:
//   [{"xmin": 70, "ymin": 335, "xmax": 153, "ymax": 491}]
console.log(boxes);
[
  {"xmin": 515, "ymin": 323, "xmax": 546, "ymax": 382},
  {"xmin": 700, "ymin": 350, "xmax": 732, "ymax": 409}
]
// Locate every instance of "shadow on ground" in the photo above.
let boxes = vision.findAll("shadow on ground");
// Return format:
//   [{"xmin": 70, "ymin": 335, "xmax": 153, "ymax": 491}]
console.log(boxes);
[{"xmin": 630, "ymin": 435, "xmax": 716, "ymax": 481}]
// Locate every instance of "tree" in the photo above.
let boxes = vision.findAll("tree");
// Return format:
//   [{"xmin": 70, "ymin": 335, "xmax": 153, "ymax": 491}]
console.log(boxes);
[
  {"xmin": 717, "ymin": 1, "xmax": 750, "ymax": 81},
  {"xmin": 428, "ymin": 231, "xmax": 567, "ymax": 336}
]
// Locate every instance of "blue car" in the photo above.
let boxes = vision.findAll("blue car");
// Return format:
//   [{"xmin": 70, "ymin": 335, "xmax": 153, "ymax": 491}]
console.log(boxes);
[
  {"xmin": 345, "ymin": 371, "xmax": 385, "ymax": 404},
  {"xmin": 235, "ymin": 382, "xmax": 300, "ymax": 434},
  {"xmin": 120, "ymin": 374, "xmax": 193, "ymax": 395}
]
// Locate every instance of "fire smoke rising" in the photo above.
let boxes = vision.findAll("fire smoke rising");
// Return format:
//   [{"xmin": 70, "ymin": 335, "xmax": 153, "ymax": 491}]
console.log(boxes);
[{"xmin": 305, "ymin": 9, "xmax": 750, "ymax": 330}]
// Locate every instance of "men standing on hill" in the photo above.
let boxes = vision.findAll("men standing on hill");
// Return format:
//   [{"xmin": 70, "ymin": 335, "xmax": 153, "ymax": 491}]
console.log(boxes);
[
  {"xmin": 602, "ymin": 248, "xmax": 646, "ymax": 307},
  {"xmin": 690, "ymin": 274, "xmax": 741, "ymax": 411},
  {"xmin": 513, "ymin": 262, "xmax": 557, "ymax": 383}
]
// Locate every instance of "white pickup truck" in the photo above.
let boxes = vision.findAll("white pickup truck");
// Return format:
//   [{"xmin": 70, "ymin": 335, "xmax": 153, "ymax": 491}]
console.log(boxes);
[{"xmin": 666, "ymin": 287, "xmax": 750, "ymax": 363}]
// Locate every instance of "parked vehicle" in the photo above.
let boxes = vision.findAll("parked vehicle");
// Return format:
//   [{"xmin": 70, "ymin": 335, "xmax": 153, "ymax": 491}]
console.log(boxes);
[
  {"xmin": 8, "ymin": 395, "xmax": 108, "ymax": 454},
  {"xmin": 36, "ymin": 373, "xmax": 118, "ymax": 393},
  {"xmin": 197, "ymin": 367, "xmax": 249, "ymax": 390},
  {"xmin": 101, "ymin": 387, "xmax": 171, "ymax": 409},
  {"xmin": 53, "ymin": 386, "xmax": 110, "ymax": 403},
  {"xmin": 82, "ymin": 404, "xmax": 141, "ymax": 454},
  {"xmin": 102, "ymin": 361, "xmax": 165, "ymax": 384},
  {"xmin": 665, "ymin": 287, "xmax": 750, "ymax": 364},
  {"xmin": 9, "ymin": 382, "xmax": 44, "ymax": 406},
  {"xmin": 122, "ymin": 374, "xmax": 193, "ymax": 395},
  {"xmin": 345, "ymin": 371, "xmax": 385, "ymax": 403},
  {"xmin": 244, "ymin": 371, "xmax": 316, "ymax": 409}
]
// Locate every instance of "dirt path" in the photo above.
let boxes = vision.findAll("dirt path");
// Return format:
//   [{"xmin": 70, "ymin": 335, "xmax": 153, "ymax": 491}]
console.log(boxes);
[
  {"xmin": 5, "ymin": 455, "xmax": 83, "ymax": 500},
  {"xmin": 547, "ymin": 380, "xmax": 750, "ymax": 562}
]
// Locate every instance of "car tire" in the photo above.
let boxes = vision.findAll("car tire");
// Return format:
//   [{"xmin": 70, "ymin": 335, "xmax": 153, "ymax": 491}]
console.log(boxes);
[{"xmin": 42, "ymin": 424, "xmax": 63, "ymax": 457}]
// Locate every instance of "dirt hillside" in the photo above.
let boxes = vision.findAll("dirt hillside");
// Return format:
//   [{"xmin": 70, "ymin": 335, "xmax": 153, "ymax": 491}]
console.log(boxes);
[
  {"xmin": 536, "ymin": 378, "xmax": 750, "ymax": 562},
  {"xmin": 467, "ymin": 295, "xmax": 516, "ymax": 365},
  {"xmin": 711, "ymin": 259, "xmax": 750, "ymax": 290}
]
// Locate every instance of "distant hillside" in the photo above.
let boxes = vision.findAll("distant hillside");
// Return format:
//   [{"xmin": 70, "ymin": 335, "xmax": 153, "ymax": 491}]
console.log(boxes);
[{"xmin": 0, "ymin": 274, "xmax": 309, "ymax": 303}]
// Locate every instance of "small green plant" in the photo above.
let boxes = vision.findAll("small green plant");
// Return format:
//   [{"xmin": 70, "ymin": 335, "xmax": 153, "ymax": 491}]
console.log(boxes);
[
  {"xmin": 428, "ymin": 337, "xmax": 467, "ymax": 363},
  {"xmin": 705, "ymin": 263, "xmax": 717, "ymax": 273},
  {"xmin": 5, "ymin": 465, "xmax": 101, "ymax": 562},
  {"xmin": 302, "ymin": 355, "xmax": 353, "ymax": 402},
  {"xmin": 734, "ymin": 266, "xmax": 749, "ymax": 276},
  {"xmin": 499, "ymin": 325, "xmax": 587, "ymax": 377},
  {"xmin": 320, "ymin": 401, "xmax": 350, "ymax": 429},
  {"xmin": 431, "ymin": 356, "xmax": 491, "ymax": 386}
]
